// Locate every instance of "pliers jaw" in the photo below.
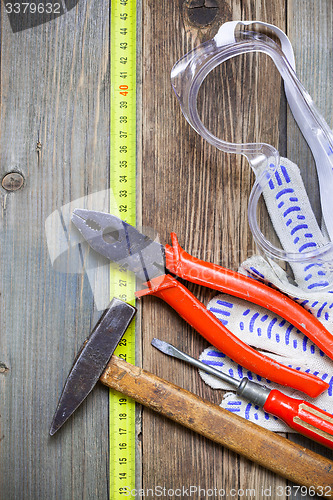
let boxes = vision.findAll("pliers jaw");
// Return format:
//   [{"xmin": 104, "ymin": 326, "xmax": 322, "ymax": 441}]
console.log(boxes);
[
  {"xmin": 71, "ymin": 209, "xmax": 166, "ymax": 282},
  {"xmin": 71, "ymin": 209, "xmax": 130, "ymax": 262}
]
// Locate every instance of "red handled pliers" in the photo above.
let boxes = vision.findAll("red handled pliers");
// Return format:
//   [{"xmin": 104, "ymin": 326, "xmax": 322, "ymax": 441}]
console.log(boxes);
[{"xmin": 71, "ymin": 209, "xmax": 333, "ymax": 398}]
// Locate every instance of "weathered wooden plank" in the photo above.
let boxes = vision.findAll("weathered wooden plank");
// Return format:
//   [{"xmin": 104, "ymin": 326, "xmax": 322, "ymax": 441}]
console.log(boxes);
[
  {"xmin": 287, "ymin": 0, "xmax": 333, "ymax": 217},
  {"xmin": 286, "ymin": 1, "xmax": 333, "ymax": 499},
  {"xmin": 0, "ymin": 2, "xmax": 111, "ymax": 499},
  {"xmin": 1, "ymin": 0, "xmax": 333, "ymax": 498},
  {"xmin": 140, "ymin": 0, "xmax": 290, "ymax": 496}
]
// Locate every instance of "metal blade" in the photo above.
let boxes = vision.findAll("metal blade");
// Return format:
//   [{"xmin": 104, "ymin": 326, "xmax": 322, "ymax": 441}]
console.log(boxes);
[
  {"xmin": 50, "ymin": 298, "xmax": 136, "ymax": 435},
  {"xmin": 71, "ymin": 209, "xmax": 166, "ymax": 282},
  {"xmin": 151, "ymin": 338, "xmax": 239, "ymax": 389}
]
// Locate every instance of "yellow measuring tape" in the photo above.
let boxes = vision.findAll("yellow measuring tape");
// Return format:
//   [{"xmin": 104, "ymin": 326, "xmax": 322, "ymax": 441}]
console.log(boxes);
[{"xmin": 110, "ymin": 0, "xmax": 136, "ymax": 497}]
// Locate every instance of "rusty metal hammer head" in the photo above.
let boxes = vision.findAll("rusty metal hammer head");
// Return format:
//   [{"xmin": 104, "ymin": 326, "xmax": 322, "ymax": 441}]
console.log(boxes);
[{"xmin": 49, "ymin": 298, "xmax": 136, "ymax": 435}]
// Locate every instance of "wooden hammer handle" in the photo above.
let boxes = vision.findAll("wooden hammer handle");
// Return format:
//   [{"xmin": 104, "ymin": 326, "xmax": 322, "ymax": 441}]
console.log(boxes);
[{"xmin": 101, "ymin": 356, "xmax": 333, "ymax": 494}]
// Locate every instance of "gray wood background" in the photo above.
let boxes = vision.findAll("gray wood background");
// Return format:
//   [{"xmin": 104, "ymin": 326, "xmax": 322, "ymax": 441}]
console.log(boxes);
[{"xmin": 0, "ymin": 0, "xmax": 332, "ymax": 499}]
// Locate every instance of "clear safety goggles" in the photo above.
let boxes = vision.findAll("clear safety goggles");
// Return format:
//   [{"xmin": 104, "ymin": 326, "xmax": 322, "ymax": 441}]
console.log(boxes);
[{"xmin": 171, "ymin": 21, "xmax": 333, "ymax": 288}]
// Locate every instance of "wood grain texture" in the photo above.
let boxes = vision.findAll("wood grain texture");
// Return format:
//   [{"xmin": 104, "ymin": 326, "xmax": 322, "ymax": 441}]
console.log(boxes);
[
  {"xmin": 140, "ymin": 0, "xmax": 333, "ymax": 499},
  {"xmin": 1, "ymin": 0, "xmax": 333, "ymax": 499},
  {"xmin": 285, "ymin": 2, "xmax": 333, "ymax": 499},
  {"xmin": 140, "ymin": 0, "xmax": 286, "ymax": 496},
  {"xmin": 0, "ymin": 2, "xmax": 111, "ymax": 499},
  {"xmin": 287, "ymin": 0, "xmax": 333, "ymax": 216}
]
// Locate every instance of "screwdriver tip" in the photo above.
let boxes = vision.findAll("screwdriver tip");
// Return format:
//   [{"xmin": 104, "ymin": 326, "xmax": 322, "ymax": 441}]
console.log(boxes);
[
  {"xmin": 151, "ymin": 338, "xmax": 189, "ymax": 365},
  {"xmin": 151, "ymin": 338, "xmax": 168, "ymax": 352}
]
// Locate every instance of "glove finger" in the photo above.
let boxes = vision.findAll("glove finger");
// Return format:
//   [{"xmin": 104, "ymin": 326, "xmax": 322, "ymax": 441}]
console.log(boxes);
[
  {"xmin": 207, "ymin": 293, "xmax": 333, "ymax": 375},
  {"xmin": 261, "ymin": 158, "xmax": 331, "ymax": 291},
  {"xmin": 199, "ymin": 346, "xmax": 333, "ymax": 431},
  {"xmin": 199, "ymin": 345, "xmax": 333, "ymax": 399},
  {"xmin": 221, "ymin": 392, "xmax": 289, "ymax": 432},
  {"xmin": 239, "ymin": 255, "xmax": 333, "ymax": 332}
]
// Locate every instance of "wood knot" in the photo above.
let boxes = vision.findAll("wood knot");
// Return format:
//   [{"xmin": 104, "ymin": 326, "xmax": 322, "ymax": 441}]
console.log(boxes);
[
  {"xmin": 0, "ymin": 362, "xmax": 9, "ymax": 374},
  {"xmin": 186, "ymin": 0, "xmax": 219, "ymax": 27},
  {"xmin": 1, "ymin": 172, "xmax": 24, "ymax": 192}
]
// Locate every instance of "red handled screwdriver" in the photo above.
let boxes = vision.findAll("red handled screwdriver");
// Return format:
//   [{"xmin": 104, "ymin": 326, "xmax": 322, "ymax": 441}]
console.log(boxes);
[{"xmin": 151, "ymin": 338, "xmax": 333, "ymax": 449}]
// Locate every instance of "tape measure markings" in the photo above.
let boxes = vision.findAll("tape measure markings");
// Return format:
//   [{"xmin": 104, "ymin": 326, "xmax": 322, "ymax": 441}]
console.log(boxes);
[{"xmin": 110, "ymin": 0, "xmax": 137, "ymax": 497}]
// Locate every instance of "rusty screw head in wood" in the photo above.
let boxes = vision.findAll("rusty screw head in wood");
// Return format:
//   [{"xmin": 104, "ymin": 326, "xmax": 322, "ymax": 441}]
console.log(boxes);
[{"xmin": 2, "ymin": 172, "xmax": 24, "ymax": 192}]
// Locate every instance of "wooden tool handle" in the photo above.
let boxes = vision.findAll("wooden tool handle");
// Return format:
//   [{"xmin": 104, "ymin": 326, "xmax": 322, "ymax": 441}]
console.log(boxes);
[{"xmin": 101, "ymin": 356, "xmax": 333, "ymax": 494}]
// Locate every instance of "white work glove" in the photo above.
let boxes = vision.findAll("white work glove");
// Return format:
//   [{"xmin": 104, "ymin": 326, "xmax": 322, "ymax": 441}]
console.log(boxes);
[{"xmin": 200, "ymin": 158, "xmax": 333, "ymax": 431}]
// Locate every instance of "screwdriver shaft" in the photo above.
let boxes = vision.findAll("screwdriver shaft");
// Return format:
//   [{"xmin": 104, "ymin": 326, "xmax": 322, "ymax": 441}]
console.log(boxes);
[{"xmin": 151, "ymin": 338, "xmax": 239, "ymax": 387}]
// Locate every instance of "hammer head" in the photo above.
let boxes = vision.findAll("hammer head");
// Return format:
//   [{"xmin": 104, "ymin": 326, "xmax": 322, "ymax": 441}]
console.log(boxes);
[{"xmin": 50, "ymin": 298, "xmax": 136, "ymax": 435}]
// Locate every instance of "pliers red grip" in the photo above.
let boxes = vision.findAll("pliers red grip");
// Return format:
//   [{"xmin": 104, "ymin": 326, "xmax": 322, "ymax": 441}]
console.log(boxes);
[
  {"xmin": 71, "ymin": 210, "xmax": 331, "ymax": 399},
  {"xmin": 136, "ymin": 233, "xmax": 331, "ymax": 398}
]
